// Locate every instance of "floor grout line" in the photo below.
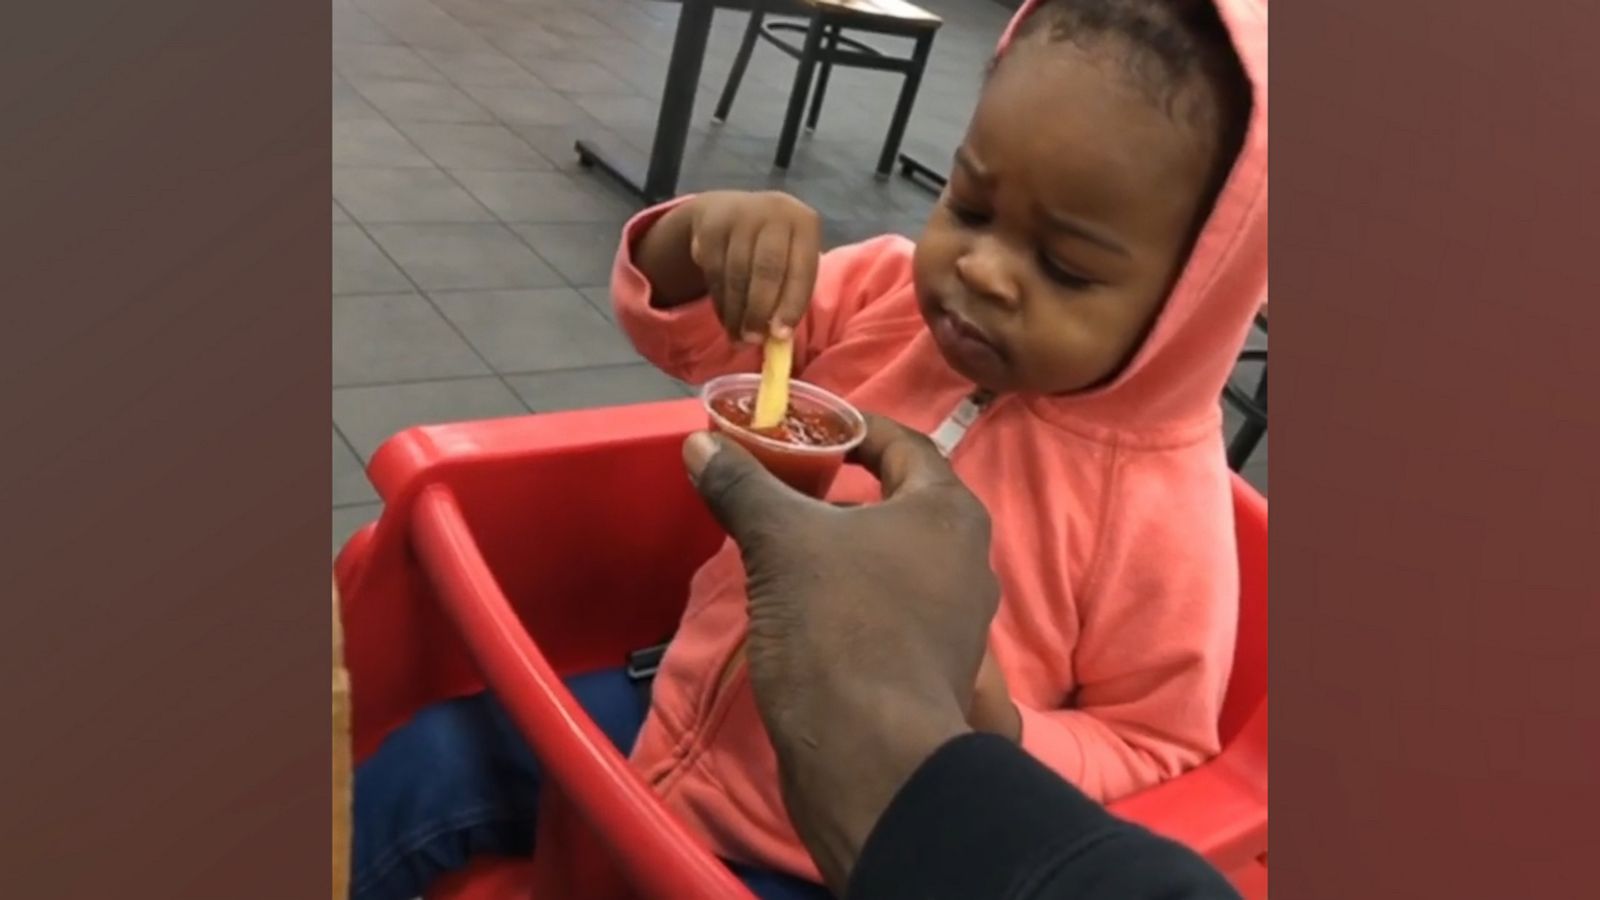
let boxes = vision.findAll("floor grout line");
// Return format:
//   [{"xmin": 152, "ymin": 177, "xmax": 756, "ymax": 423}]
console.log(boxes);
[
  {"xmin": 332, "ymin": 359, "xmax": 671, "ymax": 393},
  {"xmin": 333, "ymin": 499, "xmax": 383, "ymax": 511},
  {"xmin": 335, "ymin": 41, "xmax": 620, "ymax": 417},
  {"xmin": 340, "ymin": 208, "xmax": 537, "ymax": 415},
  {"xmin": 335, "ymin": 35, "xmax": 642, "ymax": 296}
]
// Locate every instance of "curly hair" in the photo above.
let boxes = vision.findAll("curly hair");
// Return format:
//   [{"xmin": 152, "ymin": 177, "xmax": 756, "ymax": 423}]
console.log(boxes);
[{"xmin": 1000, "ymin": 0, "xmax": 1252, "ymax": 173}]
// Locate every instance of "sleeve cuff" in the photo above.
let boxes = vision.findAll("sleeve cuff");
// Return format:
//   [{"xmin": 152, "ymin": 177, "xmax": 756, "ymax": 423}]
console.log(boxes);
[
  {"xmin": 849, "ymin": 732, "xmax": 1123, "ymax": 900},
  {"xmin": 611, "ymin": 195, "xmax": 733, "ymax": 372},
  {"xmin": 612, "ymin": 195, "xmax": 716, "ymax": 327}
]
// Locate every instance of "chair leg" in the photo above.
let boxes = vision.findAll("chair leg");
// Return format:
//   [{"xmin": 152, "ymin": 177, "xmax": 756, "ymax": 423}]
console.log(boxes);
[
  {"xmin": 714, "ymin": 3, "xmax": 766, "ymax": 123},
  {"xmin": 775, "ymin": 13, "xmax": 827, "ymax": 170},
  {"xmin": 806, "ymin": 25, "xmax": 839, "ymax": 133},
  {"xmin": 877, "ymin": 31, "xmax": 935, "ymax": 178}
]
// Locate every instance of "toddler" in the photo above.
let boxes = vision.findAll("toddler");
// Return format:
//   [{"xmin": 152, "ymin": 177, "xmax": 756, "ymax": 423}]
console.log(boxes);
[{"xmin": 349, "ymin": 0, "xmax": 1267, "ymax": 897}]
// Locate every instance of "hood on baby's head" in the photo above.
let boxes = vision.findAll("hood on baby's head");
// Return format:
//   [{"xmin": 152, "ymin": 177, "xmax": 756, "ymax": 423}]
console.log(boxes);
[{"xmin": 995, "ymin": 0, "xmax": 1267, "ymax": 433}]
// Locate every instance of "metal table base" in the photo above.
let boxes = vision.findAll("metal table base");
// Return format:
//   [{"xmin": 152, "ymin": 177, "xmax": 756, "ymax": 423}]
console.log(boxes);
[{"xmin": 576, "ymin": 0, "xmax": 717, "ymax": 204}]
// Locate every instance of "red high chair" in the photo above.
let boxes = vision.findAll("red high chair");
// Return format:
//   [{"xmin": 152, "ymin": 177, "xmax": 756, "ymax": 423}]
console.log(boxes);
[{"xmin": 335, "ymin": 399, "xmax": 1268, "ymax": 900}]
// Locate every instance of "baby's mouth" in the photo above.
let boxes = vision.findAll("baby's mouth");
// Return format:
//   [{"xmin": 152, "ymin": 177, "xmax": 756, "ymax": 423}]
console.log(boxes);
[
  {"xmin": 948, "ymin": 310, "xmax": 1003, "ymax": 353},
  {"xmin": 930, "ymin": 306, "xmax": 1009, "ymax": 382}
]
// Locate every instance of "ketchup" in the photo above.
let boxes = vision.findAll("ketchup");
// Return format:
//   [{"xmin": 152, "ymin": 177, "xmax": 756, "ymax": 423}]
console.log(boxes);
[
  {"xmin": 709, "ymin": 394, "xmax": 856, "ymax": 448},
  {"xmin": 706, "ymin": 389, "xmax": 862, "ymax": 497}
]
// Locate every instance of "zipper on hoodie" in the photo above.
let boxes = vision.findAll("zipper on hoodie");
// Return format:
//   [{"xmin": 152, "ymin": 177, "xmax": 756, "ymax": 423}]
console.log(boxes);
[
  {"xmin": 650, "ymin": 390, "xmax": 1001, "ymax": 792},
  {"xmin": 931, "ymin": 389, "xmax": 997, "ymax": 456},
  {"xmin": 650, "ymin": 640, "xmax": 747, "ymax": 790}
]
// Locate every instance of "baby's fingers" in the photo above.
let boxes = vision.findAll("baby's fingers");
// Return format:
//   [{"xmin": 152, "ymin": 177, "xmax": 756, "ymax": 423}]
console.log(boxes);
[
  {"xmin": 705, "ymin": 223, "xmax": 752, "ymax": 342},
  {"xmin": 770, "ymin": 215, "xmax": 820, "ymax": 340},
  {"xmin": 741, "ymin": 222, "xmax": 792, "ymax": 343}
]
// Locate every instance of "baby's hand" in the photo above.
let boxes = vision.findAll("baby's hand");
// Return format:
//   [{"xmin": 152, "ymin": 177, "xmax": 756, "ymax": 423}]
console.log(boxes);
[{"xmin": 688, "ymin": 191, "xmax": 822, "ymax": 344}]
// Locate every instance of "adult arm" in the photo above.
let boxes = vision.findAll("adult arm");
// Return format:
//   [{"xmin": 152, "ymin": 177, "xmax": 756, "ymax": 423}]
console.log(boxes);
[
  {"xmin": 849, "ymin": 733, "xmax": 1241, "ymax": 900},
  {"xmin": 683, "ymin": 421, "xmax": 1237, "ymax": 898}
]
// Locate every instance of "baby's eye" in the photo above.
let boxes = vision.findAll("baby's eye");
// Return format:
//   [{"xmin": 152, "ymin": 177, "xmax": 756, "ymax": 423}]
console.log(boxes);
[
  {"xmin": 945, "ymin": 199, "xmax": 991, "ymax": 227},
  {"xmin": 1038, "ymin": 252, "xmax": 1094, "ymax": 290}
]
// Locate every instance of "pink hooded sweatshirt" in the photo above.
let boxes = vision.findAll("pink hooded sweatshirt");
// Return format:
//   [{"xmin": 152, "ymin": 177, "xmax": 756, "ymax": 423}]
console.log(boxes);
[{"xmin": 609, "ymin": 0, "xmax": 1267, "ymax": 881}]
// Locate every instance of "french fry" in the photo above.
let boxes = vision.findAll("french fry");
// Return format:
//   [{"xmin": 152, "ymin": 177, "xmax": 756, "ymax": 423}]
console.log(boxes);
[{"xmin": 752, "ymin": 336, "xmax": 794, "ymax": 429}]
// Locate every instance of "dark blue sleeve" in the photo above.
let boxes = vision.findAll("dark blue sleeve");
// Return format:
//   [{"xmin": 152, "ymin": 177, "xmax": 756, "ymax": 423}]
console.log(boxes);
[{"xmin": 848, "ymin": 733, "xmax": 1241, "ymax": 900}]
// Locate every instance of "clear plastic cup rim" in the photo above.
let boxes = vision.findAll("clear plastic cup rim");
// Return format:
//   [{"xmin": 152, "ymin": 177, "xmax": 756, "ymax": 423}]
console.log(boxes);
[{"xmin": 700, "ymin": 373, "xmax": 868, "ymax": 457}]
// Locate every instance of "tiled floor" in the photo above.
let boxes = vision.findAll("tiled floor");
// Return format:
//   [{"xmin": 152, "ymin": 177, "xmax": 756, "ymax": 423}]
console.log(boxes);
[{"xmin": 331, "ymin": 0, "xmax": 1267, "ymax": 552}]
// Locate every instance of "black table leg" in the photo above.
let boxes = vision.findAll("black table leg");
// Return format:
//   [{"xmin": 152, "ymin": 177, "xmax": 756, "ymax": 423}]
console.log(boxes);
[
  {"xmin": 774, "ymin": 14, "xmax": 827, "ymax": 170},
  {"xmin": 877, "ymin": 31, "xmax": 934, "ymax": 178},
  {"xmin": 806, "ymin": 24, "xmax": 840, "ymax": 133},
  {"xmin": 575, "ymin": 0, "xmax": 716, "ymax": 204}
]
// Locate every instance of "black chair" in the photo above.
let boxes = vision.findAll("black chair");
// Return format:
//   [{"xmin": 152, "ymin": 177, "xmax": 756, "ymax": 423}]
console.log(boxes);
[
  {"xmin": 713, "ymin": 0, "xmax": 943, "ymax": 177},
  {"xmin": 1223, "ymin": 312, "xmax": 1269, "ymax": 471}
]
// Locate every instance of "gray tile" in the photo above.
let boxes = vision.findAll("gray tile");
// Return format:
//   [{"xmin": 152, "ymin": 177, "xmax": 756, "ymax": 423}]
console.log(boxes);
[
  {"xmin": 367, "ymin": 223, "xmax": 565, "ymax": 291},
  {"xmin": 362, "ymin": 7, "xmax": 489, "ymax": 53},
  {"xmin": 513, "ymin": 123, "xmax": 641, "ymax": 174},
  {"xmin": 432, "ymin": 288, "xmax": 642, "ymax": 373},
  {"xmin": 510, "ymin": 222, "xmax": 623, "ymax": 285},
  {"xmin": 520, "ymin": 59, "xmax": 635, "ymax": 94},
  {"xmin": 333, "ymin": 430, "xmax": 378, "ymax": 506},
  {"xmin": 333, "ymin": 503, "xmax": 383, "ymax": 557},
  {"xmin": 452, "ymin": 170, "xmax": 634, "ymax": 222},
  {"xmin": 334, "ymin": 44, "xmax": 444, "ymax": 83},
  {"xmin": 1243, "ymin": 320, "xmax": 1269, "ymax": 351},
  {"xmin": 415, "ymin": 49, "xmax": 543, "ymax": 88},
  {"xmin": 333, "ymin": 225, "xmax": 411, "ymax": 294},
  {"xmin": 578, "ymin": 285, "xmax": 616, "ymax": 322},
  {"xmin": 333, "ymin": 167, "xmax": 494, "ymax": 223},
  {"xmin": 506, "ymin": 365, "xmax": 691, "ymax": 413},
  {"xmin": 569, "ymin": 92, "xmax": 661, "ymax": 131},
  {"xmin": 333, "ymin": 377, "xmax": 530, "ymax": 460},
  {"xmin": 593, "ymin": 56, "xmax": 672, "ymax": 101},
  {"xmin": 1221, "ymin": 403, "xmax": 1268, "ymax": 469},
  {"xmin": 333, "ymin": 75, "xmax": 384, "ymax": 120},
  {"xmin": 459, "ymin": 84, "xmax": 590, "ymax": 127},
  {"xmin": 564, "ymin": 35, "xmax": 665, "ymax": 76},
  {"xmin": 426, "ymin": 1, "xmax": 538, "ymax": 33},
  {"xmin": 1241, "ymin": 455, "xmax": 1268, "ymax": 496},
  {"xmin": 333, "ymin": 4, "xmax": 396, "ymax": 48},
  {"xmin": 675, "ymin": 132, "xmax": 785, "ymax": 177},
  {"xmin": 333, "ymin": 119, "xmax": 433, "ymax": 167},
  {"xmin": 333, "ymin": 200, "xmax": 349, "ymax": 223},
  {"xmin": 485, "ymin": 28, "xmax": 580, "ymax": 65},
  {"xmin": 394, "ymin": 122, "xmax": 552, "ymax": 171},
  {"xmin": 333, "ymin": 292, "xmax": 491, "ymax": 386},
  {"xmin": 1224, "ymin": 356, "xmax": 1268, "ymax": 406},
  {"xmin": 1221, "ymin": 403, "xmax": 1243, "ymax": 437},
  {"xmin": 537, "ymin": 9, "xmax": 619, "ymax": 40},
  {"xmin": 350, "ymin": 78, "xmax": 495, "ymax": 124}
]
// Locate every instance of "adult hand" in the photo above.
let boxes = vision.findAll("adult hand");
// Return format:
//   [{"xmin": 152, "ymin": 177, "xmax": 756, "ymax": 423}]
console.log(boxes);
[{"xmin": 682, "ymin": 415, "xmax": 1001, "ymax": 892}]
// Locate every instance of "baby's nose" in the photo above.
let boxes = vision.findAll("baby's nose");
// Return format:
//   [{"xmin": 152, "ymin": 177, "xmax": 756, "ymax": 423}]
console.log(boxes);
[{"xmin": 955, "ymin": 243, "xmax": 1021, "ymax": 310}]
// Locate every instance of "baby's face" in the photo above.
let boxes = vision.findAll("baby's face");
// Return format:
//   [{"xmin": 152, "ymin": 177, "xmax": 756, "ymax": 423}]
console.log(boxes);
[{"xmin": 913, "ymin": 36, "xmax": 1223, "ymax": 395}]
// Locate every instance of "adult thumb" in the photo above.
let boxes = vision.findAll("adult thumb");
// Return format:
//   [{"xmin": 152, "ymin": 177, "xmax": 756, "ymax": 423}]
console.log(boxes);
[{"xmin": 683, "ymin": 432, "xmax": 804, "ymax": 541}]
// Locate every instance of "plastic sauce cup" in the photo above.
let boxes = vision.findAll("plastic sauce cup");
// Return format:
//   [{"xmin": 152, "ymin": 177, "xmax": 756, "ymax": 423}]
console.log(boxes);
[{"xmin": 700, "ymin": 374, "xmax": 867, "ymax": 498}]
